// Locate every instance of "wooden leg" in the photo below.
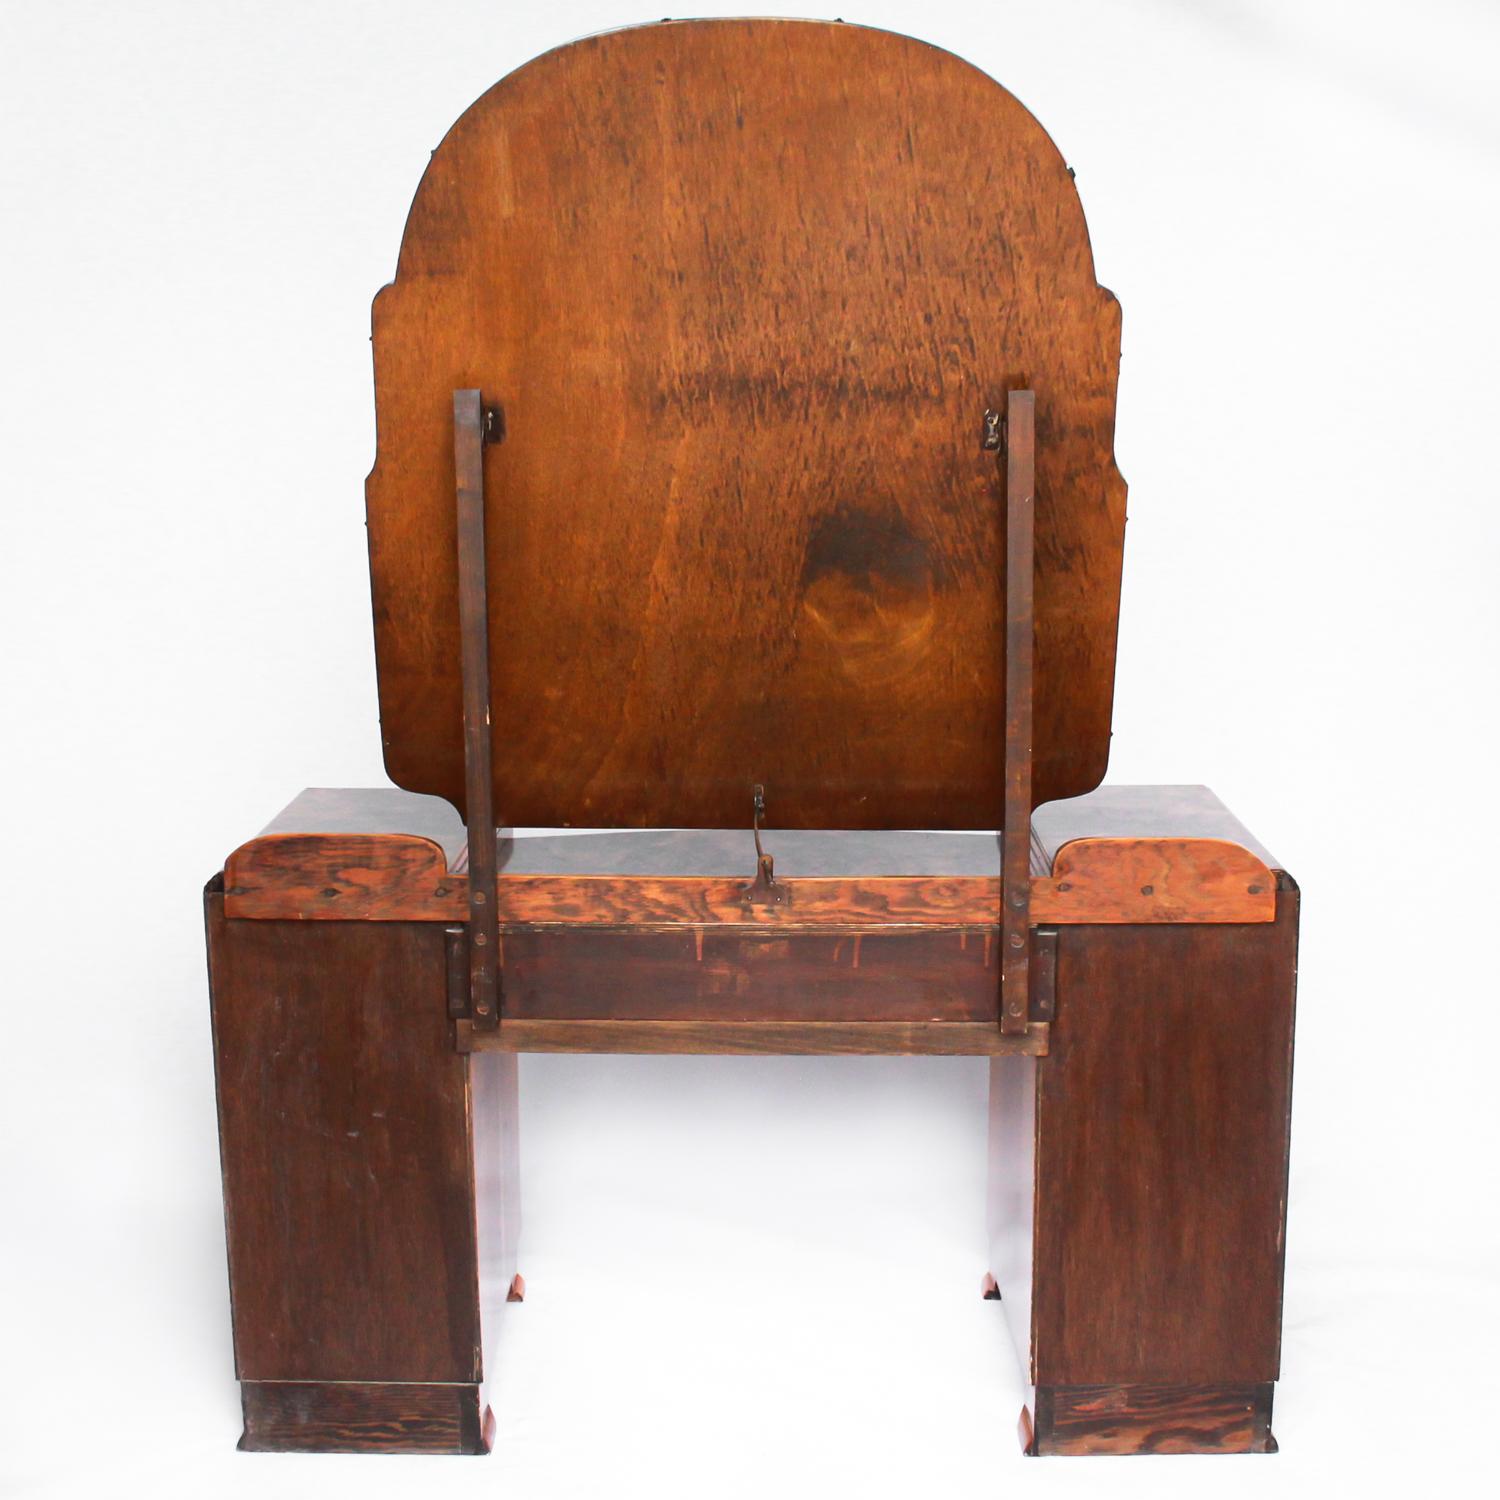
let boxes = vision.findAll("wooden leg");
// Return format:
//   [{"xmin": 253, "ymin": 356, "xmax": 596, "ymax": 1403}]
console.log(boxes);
[
  {"xmin": 989, "ymin": 879, "xmax": 1298, "ymax": 1456},
  {"xmin": 206, "ymin": 878, "xmax": 520, "ymax": 1454}
]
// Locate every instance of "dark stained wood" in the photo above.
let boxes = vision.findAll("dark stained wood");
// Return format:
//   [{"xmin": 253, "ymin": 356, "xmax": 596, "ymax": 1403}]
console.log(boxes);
[
  {"xmin": 1030, "ymin": 837, "xmax": 1274, "ymax": 924},
  {"xmin": 1030, "ymin": 1383, "xmax": 1276, "ymax": 1457},
  {"xmin": 454, "ymin": 390, "xmax": 500, "ymax": 1027},
  {"xmin": 498, "ymin": 927, "xmax": 1001, "ymax": 1022},
  {"xmin": 207, "ymin": 884, "xmax": 492, "ymax": 1385},
  {"xmin": 458, "ymin": 1018, "xmax": 1049, "ymax": 1056},
  {"xmin": 498, "ymin": 924, "xmax": 1002, "ymax": 1020},
  {"xmin": 1001, "ymin": 389, "xmax": 1036, "ymax": 1033},
  {"xmin": 203, "ymin": 10, "xmax": 1303, "ymax": 1461},
  {"xmin": 1025, "ymin": 881, "xmax": 1299, "ymax": 1386},
  {"xmin": 239, "ymin": 1381, "xmax": 491, "ymax": 1455},
  {"xmin": 367, "ymin": 18, "xmax": 1125, "ymax": 828}
]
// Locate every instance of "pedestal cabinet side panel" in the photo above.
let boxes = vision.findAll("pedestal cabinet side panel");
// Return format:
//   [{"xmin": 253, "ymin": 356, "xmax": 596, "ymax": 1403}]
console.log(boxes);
[
  {"xmin": 206, "ymin": 888, "xmax": 482, "ymax": 1383},
  {"xmin": 1032, "ymin": 886, "xmax": 1299, "ymax": 1385}
]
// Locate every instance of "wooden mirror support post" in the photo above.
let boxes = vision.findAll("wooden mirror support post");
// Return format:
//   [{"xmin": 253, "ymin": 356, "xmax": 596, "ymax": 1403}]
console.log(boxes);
[
  {"xmin": 454, "ymin": 388, "xmax": 500, "ymax": 1034},
  {"xmin": 204, "ymin": 18, "xmax": 1298, "ymax": 1460},
  {"xmin": 1000, "ymin": 388, "xmax": 1035, "ymax": 1039}
]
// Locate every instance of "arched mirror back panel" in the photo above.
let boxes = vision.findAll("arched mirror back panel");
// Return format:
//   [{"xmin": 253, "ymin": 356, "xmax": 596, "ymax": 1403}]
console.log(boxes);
[{"xmin": 366, "ymin": 18, "xmax": 1126, "ymax": 828}]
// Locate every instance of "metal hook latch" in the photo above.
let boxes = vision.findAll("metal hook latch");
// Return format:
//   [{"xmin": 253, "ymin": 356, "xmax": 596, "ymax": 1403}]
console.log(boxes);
[
  {"xmin": 981, "ymin": 407, "xmax": 1005, "ymax": 452},
  {"xmin": 741, "ymin": 784, "xmax": 789, "ymax": 906}
]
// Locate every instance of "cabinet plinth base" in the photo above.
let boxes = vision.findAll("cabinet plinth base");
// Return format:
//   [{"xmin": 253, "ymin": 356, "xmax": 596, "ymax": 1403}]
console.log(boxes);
[
  {"xmin": 1024, "ymin": 1383, "xmax": 1276, "ymax": 1456},
  {"xmin": 238, "ymin": 1381, "xmax": 494, "ymax": 1455}
]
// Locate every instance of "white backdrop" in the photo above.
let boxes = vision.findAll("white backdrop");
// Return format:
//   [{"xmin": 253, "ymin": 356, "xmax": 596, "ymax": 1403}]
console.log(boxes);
[{"xmin": 2, "ymin": 2, "xmax": 1497, "ymax": 1496}]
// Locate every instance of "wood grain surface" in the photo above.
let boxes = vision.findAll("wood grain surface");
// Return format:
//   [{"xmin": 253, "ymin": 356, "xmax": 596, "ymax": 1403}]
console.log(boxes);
[
  {"xmin": 207, "ymin": 885, "xmax": 488, "ymax": 1385},
  {"xmin": 225, "ymin": 832, "xmax": 457, "ymax": 920},
  {"xmin": 1000, "ymin": 388, "xmax": 1036, "ymax": 1033},
  {"xmin": 366, "ymin": 18, "xmax": 1125, "ymax": 828},
  {"xmin": 1027, "ymin": 881, "xmax": 1299, "ymax": 1385},
  {"xmin": 1031, "ymin": 784, "xmax": 1279, "ymax": 871},
  {"xmin": 496, "ymin": 927, "xmax": 1003, "ymax": 1021},
  {"xmin": 458, "ymin": 1017, "xmax": 1048, "ymax": 1056},
  {"xmin": 1029, "ymin": 1383, "xmax": 1276, "ymax": 1456},
  {"xmin": 244, "ymin": 785, "xmax": 1283, "ymax": 875},
  {"xmin": 1030, "ymin": 837, "xmax": 1274, "ymax": 923},
  {"xmin": 225, "ymin": 832, "xmax": 1273, "ymax": 926},
  {"xmin": 239, "ymin": 1381, "xmax": 492, "ymax": 1455}
]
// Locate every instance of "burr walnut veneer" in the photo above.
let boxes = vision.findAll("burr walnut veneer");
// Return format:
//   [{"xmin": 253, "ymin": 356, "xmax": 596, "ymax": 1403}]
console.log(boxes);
[{"xmin": 206, "ymin": 19, "xmax": 1299, "ymax": 1460}]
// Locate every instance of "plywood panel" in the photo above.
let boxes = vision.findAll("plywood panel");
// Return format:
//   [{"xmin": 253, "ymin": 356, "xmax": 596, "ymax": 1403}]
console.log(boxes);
[{"xmin": 366, "ymin": 18, "xmax": 1125, "ymax": 827}]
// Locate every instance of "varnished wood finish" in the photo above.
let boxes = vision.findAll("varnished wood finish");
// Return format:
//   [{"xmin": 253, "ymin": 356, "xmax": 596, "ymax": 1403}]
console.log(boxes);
[
  {"xmin": 990, "ymin": 880, "xmax": 1299, "ymax": 1397},
  {"xmin": 1001, "ymin": 389, "xmax": 1036, "ymax": 1034},
  {"xmin": 257, "ymin": 785, "xmax": 468, "ymax": 866},
  {"xmin": 206, "ymin": 882, "xmax": 520, "ymax": 1413},
  {"xmin": 226, "ymin": 859, "xmax": 1000, "ymax": 927},
  {"xmin": 459, "ymin": 1018, "xmax": 1049, "ymax": 1056},
  {"xmin": 205, "ymin": 16, "xmax": 1300, "ymax": 1454},
  {"xmin": 225, "ymin": 832, "xmax": 456, "ymax": 920},
  {"xmin": 239, "ymin": 1381, "xmax": 492, "ymax": 1455},
  {"xmin": 207, "ymin": 894, "xmax": 478, "ymax": 1382},
  {"xmin": 498, "ymin": 928, "xmax": 1002, "ymax": 1022},
  {"xmin": 225, "ymin": 821, "xmax": 1274, "ymax": 928},
  {"xmin": 454, "ymin": 389, "xmax": 500, "ymax": 1026},
  {"xmin": 367, "ymin": 18, "xmax": 1125, "ymax": 828},
  {"xmin": 1030, "ymin": 837, "xmax": 1274, "ymax": 924},
  {"xmin": 470, "ymin": 875, "xmax": 1007, "ymax": 929},
  {"xmin": 1029, "ymin": 1383, "xmax": 1276, "ymax": 1457},
  {"xmin": 244, "ymin": 783, "xmax": 1281, "ymax": 877},
  {"xmin": 1032, "ymin": 783, "xmax": 1279, "ymax": 871}
]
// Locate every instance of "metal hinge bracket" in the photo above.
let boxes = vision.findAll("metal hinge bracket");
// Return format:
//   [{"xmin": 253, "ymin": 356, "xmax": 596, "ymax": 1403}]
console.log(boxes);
[
  {"xmin": 1030, "ymin": 928, "xmax": 1058, "ymax": 1023},
  {"xmin": 740, "ymin": 784, "xmax": 789, "ymax": 906}
]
